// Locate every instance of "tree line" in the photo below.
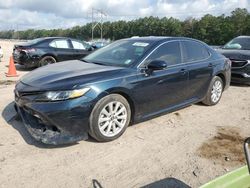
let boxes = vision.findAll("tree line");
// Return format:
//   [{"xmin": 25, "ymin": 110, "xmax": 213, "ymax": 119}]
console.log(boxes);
[{"xmin": 0, "ymin": 8, "xmax": 249, "ymax": 45}]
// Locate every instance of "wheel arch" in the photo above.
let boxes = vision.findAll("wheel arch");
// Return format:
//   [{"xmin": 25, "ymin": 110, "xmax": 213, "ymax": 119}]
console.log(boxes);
[
  {"xmin": 98, "ymin": 88, "xmax": 136, "ymax": 124},
  {"xmin": 40, "ymin": 54, "xmax": 58, "ymax": 62},
  {"xmin": 111, "ymin": 91, "xmax": 135, "ymax": 123}
]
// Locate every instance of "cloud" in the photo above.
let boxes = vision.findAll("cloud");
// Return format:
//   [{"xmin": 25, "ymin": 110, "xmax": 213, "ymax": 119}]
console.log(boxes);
[{"xmin": 0, "ymin": 0, "xmax": 249, "ymax": 30}]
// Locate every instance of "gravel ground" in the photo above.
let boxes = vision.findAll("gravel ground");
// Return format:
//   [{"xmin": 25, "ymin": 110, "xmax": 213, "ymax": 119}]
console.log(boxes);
[
  {"xmin": 0, "ymin": 39, "xmax": 29, "ymax": 82},
  {"xmin": 0, "ymin": 40, "xmax": 250, "ymax": 188}
]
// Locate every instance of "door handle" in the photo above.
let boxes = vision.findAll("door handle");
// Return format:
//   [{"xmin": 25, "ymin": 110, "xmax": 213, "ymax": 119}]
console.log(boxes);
[
  {"xmin": 208, "ymin": 63, "xmax": 213, "ymax": 67},
  {"xmin": 179, "ymin": 68, "xmax": 187, "ymax": 75}
]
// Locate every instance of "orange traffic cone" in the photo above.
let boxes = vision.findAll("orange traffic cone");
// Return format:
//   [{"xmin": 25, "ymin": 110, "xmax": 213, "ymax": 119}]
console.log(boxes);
[{"xmin": 6, "ymin": 56, "xmax": 18, "ymax": 77}]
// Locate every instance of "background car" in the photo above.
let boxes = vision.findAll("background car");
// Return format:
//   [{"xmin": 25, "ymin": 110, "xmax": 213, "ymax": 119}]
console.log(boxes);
[
  {"xmin": 14, "ymin": 36, "xmax": 231, "ymax": 145},
  {"xmin": 91, "ymin": 41, "xmax": 109, "ymax": 49},
  {"xmin": 0, "ymin": 45, "xmax": 3, "ymax": 62},
  {"xmin": 13, "ymin": 37, "xmax": 94, "ymax": 68},
  {"xmin": 216, "ymin": 36, "xmax": 250, "ymax": 85}
]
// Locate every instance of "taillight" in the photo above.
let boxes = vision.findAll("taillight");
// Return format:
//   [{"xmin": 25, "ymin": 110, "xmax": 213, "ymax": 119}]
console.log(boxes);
[
  {"xmin": 22, "ymin": 48, "xmax": 36, "ymax": 53},
  {"xmin": 15, "ymin": 47, "xmax": 36, "ymax": 53}
]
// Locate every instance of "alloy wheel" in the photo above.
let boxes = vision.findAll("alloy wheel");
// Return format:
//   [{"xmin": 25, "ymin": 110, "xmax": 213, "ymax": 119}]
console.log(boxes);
[
  {"xmin": 98, "ymin": 101, "xmax": 127, "ymax": 137},
  {"xmin": 211, "ymin": 80, "xmax": 222, "ymax": 103}
]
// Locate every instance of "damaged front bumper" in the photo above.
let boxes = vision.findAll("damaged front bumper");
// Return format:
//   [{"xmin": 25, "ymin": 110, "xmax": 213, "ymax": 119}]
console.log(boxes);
[{"xmin": 15, "ymin": 93, "xmax": 94, "ymax": 145}]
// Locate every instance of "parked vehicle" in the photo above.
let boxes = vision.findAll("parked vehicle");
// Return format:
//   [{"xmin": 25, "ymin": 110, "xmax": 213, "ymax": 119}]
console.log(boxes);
[
  {"xmin": 91, "ymin": 41, "xmax": 109, "ymax": 49},
  {"xmin": 14, "ymin": 36, "xmax": 231, "ymax": 144},
  {"xmin": 210, "ymin": 45, "xmax": 221, "ymax": 50},
  {"xmin": 0, "ymin": 45, "xmax": 3, "ymax": 62},
  {"xmin": 216, "ymin": 36, "xmax": 250, "ymax": 85},
  {"xmin": 13, "ymin": 37, "xmax": 94, "ymax": 68}
]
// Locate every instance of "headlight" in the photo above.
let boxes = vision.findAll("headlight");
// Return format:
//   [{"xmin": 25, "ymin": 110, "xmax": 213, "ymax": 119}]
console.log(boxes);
[{"xmin": 35, "ymin": 88, "xmax": 90, "ymax": 102}]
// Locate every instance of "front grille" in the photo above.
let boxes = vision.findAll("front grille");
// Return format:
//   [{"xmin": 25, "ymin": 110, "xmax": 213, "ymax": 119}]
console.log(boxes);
[
  {"xmin": 231, "ymin": 73, "xmax": 244, "ymax": 78},
  {"xmin": 230, "ymin": 59, "xmax": 248, "ymax": 68},
  {"xmin": 15, "ymin": 90, "xmax": 42, "ymax": 97}
]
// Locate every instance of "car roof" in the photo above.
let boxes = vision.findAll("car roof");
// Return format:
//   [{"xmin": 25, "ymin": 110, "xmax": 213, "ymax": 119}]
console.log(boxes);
[
  {"xmin": 236, "ymin": 35, "xmax": 250, "ymax": 39},
  {"xmin": 32, "ymin": 37, "xmax": 88, "ymax": 43},
  {"xmin": 38, "ymin": 37, "xmax": 68, "ymax": 40}
]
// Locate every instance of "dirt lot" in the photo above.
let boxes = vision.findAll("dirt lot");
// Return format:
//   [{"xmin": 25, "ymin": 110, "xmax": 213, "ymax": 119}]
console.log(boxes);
[{"xmin": 0, "ymin": 40, "xmax": 250, "ymax": 188}]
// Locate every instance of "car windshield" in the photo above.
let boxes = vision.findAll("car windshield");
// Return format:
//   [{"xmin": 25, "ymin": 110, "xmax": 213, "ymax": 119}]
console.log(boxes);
[
  {"xmin": 83, "ymin": 40, "xmax": 154, "ymax": 67},
  {"xmin": 223, "ymin": 37, "xmax": 250, "ymax": 50}
]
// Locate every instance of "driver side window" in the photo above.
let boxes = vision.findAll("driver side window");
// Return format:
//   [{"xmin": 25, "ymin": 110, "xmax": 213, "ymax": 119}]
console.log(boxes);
[{"xmin": 145, "ymin": 41, "xmax": 181, "ymax": 67}]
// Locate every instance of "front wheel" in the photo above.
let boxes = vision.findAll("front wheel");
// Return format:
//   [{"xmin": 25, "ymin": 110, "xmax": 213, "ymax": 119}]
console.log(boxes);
[
  {"xmin": 202, "ymin": 76, "xmax": 223, "ymax": 106},
  {"xmin": 89, "ymin": 94, "xmax": 131, "ymax": 142}
]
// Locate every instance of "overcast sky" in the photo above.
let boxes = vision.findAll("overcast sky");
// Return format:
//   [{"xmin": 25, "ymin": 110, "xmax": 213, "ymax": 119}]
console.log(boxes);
[{"xmin": 0, "ymin": 0, "xmax": 249, "ymax": 31}]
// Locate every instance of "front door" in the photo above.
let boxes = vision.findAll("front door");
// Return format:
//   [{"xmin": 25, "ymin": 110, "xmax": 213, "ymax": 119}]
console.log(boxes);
[{"xmin": 134, "ymin": 41, "xmax": 189, "ymax": 117}]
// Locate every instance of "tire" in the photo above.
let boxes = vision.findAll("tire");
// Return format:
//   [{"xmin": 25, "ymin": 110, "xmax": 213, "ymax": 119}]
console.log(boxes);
[
  {"xmin": 202, "ymin": 76, "xmax": 223, "ymax": 106},
  {"xmin": 89, "ymin": 94, "xmax": 131, "ymax": 142},
  {"xmin": 39, "ymin": 56, "xmax": 56, "ymax": 67}
]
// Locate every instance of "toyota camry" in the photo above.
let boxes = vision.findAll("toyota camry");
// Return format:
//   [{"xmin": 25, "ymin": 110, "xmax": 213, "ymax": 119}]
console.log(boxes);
[{"xmin": 14, "ymin": 37, "xmax": 231, "ymax": 145}]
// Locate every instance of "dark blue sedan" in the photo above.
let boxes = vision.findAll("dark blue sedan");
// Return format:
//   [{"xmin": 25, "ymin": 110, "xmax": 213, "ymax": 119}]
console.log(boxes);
[{"xmin": 14, "ymin": 37, "xmax": 231, "ymax": 145}]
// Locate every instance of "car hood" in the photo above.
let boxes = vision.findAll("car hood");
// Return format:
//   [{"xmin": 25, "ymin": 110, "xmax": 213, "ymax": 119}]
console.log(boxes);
[
  {"xmin": 20, "ymin": 60, "xmax": 124, "ymax": 91},
  {"xmin": 216, "ymin": 49, "xmax": 250, "ymax": 60}
]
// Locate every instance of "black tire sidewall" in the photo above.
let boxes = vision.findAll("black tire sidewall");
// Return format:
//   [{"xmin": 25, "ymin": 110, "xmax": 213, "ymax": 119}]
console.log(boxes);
[{"xmin": 89, "ymin": 94, "xmax": 131, "ymax": 142}]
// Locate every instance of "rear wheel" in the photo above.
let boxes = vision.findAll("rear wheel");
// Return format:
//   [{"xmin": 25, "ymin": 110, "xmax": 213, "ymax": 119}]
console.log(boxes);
[
  {"xmin": 202, "ymin": 76, "xmax": 223, "ymax": 106},
  {"xmin": 89, "ymin": 94, "xmax": 131, "ymax": 142},
  {"xmin": 39, "ymin": 56, "xmax": 56, "ymax": 67}
]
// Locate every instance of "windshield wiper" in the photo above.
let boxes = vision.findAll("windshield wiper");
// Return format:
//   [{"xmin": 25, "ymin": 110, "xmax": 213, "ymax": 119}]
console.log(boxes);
[
  {"xmin": 91, "ymin": 62, "xmax": 106, "ymax": 66},
  {"xmin": 81, "ymin": 59, "xmax": 105, "ymax": 66},
  {"xmin": 81, "ymin": 59, "xmax": 91, "ymax": 63}
]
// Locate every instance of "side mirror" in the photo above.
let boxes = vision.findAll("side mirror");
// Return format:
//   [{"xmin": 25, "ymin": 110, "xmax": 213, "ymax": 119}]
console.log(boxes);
[
  {"xmin": 143, "ymin": 60, "xmax": 167, "ymax": 77},
  {"xmin": 148, "ymin": 60, "xmax": 167, "ymax": 70},
  {"xmin": 91, "ymin": 45, "xmax": 97, "ymax": 49},
  {"xmin": 88, "ymin": 46, "xmax": 95, "ymax": 51}
]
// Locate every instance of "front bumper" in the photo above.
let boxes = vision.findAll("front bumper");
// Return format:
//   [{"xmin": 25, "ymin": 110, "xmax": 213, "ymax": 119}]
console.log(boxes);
[
  {"xmin": 15, "ymin": 93, "xmax": 94, "ymax": 145},
  {"xmin": 231, "ymin": 61, "xmax": 250, "ymax": 85}
]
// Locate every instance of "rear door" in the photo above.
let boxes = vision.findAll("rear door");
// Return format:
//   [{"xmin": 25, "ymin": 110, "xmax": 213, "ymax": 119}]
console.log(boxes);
[{"xmin": 180, "ymin": 40, "xmax": 213, "ymax": 100}]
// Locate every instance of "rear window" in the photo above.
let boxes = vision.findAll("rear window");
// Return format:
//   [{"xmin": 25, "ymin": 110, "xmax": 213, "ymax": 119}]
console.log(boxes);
[
  {"xmin": 19, "ymin": 38, "xmax": 44, "ymax": 46},
  {"xmin": 181, "ymin": 41, "xmax": 210, "ymax": 62}
]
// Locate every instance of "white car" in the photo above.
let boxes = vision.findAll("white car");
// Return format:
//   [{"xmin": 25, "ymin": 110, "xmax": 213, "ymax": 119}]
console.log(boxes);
[{"xmin": 0, "ymin": 46, "xmax": 3, "ymax": 62}]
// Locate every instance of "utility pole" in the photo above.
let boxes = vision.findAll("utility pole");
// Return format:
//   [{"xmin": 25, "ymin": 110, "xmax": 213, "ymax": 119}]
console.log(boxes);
[
  {"xmin": 16, "ymin": 24, "xmax": 19, "ymax": 40},
  {"xmin": 91, "ymin": 8, "xmax": 107, "ymax": 41},
  {"xmin": 91, "ymin": 8, "xmax": 94, "ymax": 41}
]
